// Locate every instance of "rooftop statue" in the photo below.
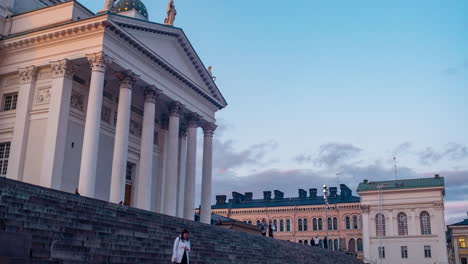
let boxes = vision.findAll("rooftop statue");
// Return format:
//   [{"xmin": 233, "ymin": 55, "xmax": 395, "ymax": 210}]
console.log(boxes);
[
  {"xmin": 164, "ymin": 0, "xmax": 177, "ymax": 26},
  {"xmin": 103, "ymin": 0, "xmax": 116, "ymax": 11}
]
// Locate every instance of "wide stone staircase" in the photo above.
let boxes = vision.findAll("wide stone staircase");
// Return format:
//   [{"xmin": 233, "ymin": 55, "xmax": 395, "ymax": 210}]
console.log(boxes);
[{"xmin": 0, "ymin": 177, "xmax": 362, "ymax": 264}]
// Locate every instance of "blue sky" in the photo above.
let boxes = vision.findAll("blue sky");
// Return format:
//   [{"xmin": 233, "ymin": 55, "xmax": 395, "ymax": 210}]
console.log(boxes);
[{"xmin": 81, "ymin": 0, "xmax": 468, "ymax": 223}]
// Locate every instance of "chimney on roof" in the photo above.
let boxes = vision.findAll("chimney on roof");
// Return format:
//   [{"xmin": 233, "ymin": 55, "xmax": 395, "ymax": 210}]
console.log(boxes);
[
  {"xmin": 263, "ymin": 191, "xmax": 272, "ymax": 200},
  {"xmin": 245, "ymin": 192, "xmax": 253, "ymax": 201},
  {"xmin": 363, "ymin": 179, "xmax": 368, "ymax": 184},
  {"xmin": 309, "ymin": 188, "xmax": 318, "ymax": 199},
  {"xmin": 274, "ymin": 190, "xmax": 284, "ymax": 200},
  {"xmin": 340, "ymin": 184, "xmax": 352, "ymax": 200},
  {"xmin": 435, "ymin": 174, "xmax": 440, "ymax": 179},
  {"xmin": 216, "ymin": 195, "xmax": 226, "ymax": 205},
  {"xmin": 232, "ymin": 192, "xmax": 245, "ymax": 204},
  {"xmin": 329, "ymin": 187, "xmax": 337, "ymax": 198},
  {"xmin": 298, "ymin": 189, "xmax": 307, "ymax": 199}
]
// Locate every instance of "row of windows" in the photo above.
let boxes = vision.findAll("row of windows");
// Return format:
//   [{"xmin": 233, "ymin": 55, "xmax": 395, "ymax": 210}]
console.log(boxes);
[
  {"xmin": 298, "ymin": 238, "xmax": 363, "ymax": 252},
  {"xmin": 298, "ymin": 216, "xmax": 360, "ymax": 232},
  {"xmin": 244, "ymin": 219, "xmax": 293, "ymax": 232},
  {"xmin": 378, "ymin": 246, "xmax": 432, "ymax": 259},
  {"xmin": 2, "ymin": 93, "xmax": 18, "ymax": 112},
  {"xmin": 376, "ymin": 211, "xmax": 431, "ymax": 236}
]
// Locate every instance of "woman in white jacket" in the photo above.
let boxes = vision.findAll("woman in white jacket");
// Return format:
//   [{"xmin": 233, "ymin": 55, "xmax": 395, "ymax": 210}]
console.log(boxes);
[{"xmin": 172, "ymin": 229, "xmax": 191, "ymax": 264}]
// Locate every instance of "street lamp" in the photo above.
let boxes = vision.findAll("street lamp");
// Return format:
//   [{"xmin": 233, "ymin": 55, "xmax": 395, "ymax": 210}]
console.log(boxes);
[{"xmin": 323, "ymin": 184, "xmax": 329, "ymax": 250}]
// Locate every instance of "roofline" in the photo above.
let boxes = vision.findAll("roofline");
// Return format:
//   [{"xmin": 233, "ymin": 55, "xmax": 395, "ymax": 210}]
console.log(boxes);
[
  {"xmin": 357, "ymin": 185, "xmax": 445, "ymax": 194},
  {"xmin": 10, "ymin": 0, "xmax": 94, "ymax": 19},
  {"xmin": 212, "ymin": 200, "xmax": 361, "ymax": 210},
  {"xmin": 109, "ymin": 13, "xmax": 227, "ymax": 108}
]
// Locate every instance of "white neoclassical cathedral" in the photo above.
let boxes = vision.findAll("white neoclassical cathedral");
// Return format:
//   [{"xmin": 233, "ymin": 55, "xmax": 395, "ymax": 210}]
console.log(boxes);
[{"xmin": 0, "ymin": 0, "xmax": 226, "ymax": 224}]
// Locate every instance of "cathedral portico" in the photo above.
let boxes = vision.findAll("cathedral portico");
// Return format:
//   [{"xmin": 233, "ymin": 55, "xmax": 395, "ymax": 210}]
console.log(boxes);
[{"xmin": 0, "ymin": 0, "xmax": 226, "ymax": 221}]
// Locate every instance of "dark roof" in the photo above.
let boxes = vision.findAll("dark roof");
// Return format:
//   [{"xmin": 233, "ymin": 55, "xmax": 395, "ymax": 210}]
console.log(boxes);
[
  {"xmin": 450, "ymin": 219, "xmax": 468, "ymax": 227},
  {"xmin": 113, "ymin": 0, "xmax": 148, "ymax": 19},
  {"xmin": 212, "ymin": 195, "xmax": 360, "ymax": 210},
  {"xmin": 357, "ymin": 177, "xmax": 444, "ymax": 192}
]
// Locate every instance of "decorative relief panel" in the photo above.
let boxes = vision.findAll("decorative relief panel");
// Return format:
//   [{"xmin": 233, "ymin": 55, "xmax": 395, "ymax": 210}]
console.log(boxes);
[
  {"xmin": 37, "ymin": 69, "xmax": 52, "ymax": 80},
  {"xmin": 35, "ymin": 87, "xmax": 51, "ymax": 105},
  {"xmin": 70, "ymin": 90, "xmax": 84, "ymax": 111}
]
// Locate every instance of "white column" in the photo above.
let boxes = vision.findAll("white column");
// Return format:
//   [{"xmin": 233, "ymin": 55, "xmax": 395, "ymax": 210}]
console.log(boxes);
[
  {"xmin": 78, "ymin": 52, "xmax": 111, "ymax": 198},
  {"xmin": 163, "ymin": 102, "xmax": 181, "ymax": 217},
  {"xmin": 7, "ymin": 66, "xmax": 37, "ymax": 181},
  {"xmin": 176, "ymin": 128, "xmax": 187, "ymax": 217},
  {"xmin": 183, "ymin": 114, "xmax": 200, "ymax": 220},
  {"xmin": 109, "ymin": 70, "xmax": 136, "ymax": 204},
  {"xmin": 156, "ymin": 119, "xmax": 168, "ymax": 213},
  {"xmin": 40, "ymin": 60, "xmax": 75, "ymax": 189},
  {"xmin": 361, "ymin": 206, "xmax": 371, "ymax": 263},
  {"xmin": 200, "ymin": 122, "xmax": 216, "ymax": 224},
  {"xmin": 135, "ymin": 86, "xmax": 160, "ymax": 210}
]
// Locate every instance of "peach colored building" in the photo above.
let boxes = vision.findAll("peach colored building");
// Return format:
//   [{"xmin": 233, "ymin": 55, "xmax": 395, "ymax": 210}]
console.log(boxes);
[{"xmin": 211, "ymin": 184, "xmax": 364, "ymax": 258}]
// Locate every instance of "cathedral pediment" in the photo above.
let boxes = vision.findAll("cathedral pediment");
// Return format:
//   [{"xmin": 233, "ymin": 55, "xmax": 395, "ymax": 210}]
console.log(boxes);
[{"xmin": 108, "ymin": 14, "xmax": 227, "ymax": 109}]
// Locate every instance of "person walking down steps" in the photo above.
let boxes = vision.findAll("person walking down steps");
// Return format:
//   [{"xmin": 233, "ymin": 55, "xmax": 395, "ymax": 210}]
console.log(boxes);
[{"xmin": 172, "ymin": 229, "xmax": 191, "ymax": 264}]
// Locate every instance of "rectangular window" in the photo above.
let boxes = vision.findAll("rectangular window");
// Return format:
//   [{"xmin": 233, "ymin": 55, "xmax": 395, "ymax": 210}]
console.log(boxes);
[
  {"xmin": 126, "ymin": 162, "xmax": 134, "ymax": 181},
  {"xmin": 3, "ymin": 93, "xmax": 18, "ymax": 111},
  {"xmin": 459, "ymin": 238, "xmax": 467, "ymax": 248},
  {"xmin": 424, "ymin": 246, "xmax": 431, "ymax": 258},
  {"xmin": 286, "ymin": 219, "xmax": 291, "ymax": 232},
  {"xmin": 378, "ymin": 247, "xmax": 385, "ymax": 259},
  {"xmin": 401, "ymin": 246, "xmax": 408, "ymax": 259},
  {"xmin": 353, "ymin": 215, "xmax": 358, "ymax": 229},
  {"xmin": 0, "ymin": 142, "xmax": 11, "ymax": 176}
]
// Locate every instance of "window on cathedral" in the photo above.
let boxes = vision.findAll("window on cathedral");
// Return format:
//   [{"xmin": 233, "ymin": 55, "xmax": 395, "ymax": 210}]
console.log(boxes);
[
  {"xmin": 3, "ymin": 93, "xmax": 18, "ymax": 111},
  {"xmin": 0, "ymin": 142, "xmax": 11, "ymax": 176},
  {"xmin": 397, "ymin": 212, "xmax": 408, "ymax": 236},
  {"xmin": 420, "ymin": 211, "xmax": 431, "ymax": 235}
]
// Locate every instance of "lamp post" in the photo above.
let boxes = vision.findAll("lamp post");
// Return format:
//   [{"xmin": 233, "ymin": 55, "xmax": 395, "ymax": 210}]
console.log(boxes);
[{"xmin": 323, "ymin": 184, "xmax": 329, "ymax": 250}]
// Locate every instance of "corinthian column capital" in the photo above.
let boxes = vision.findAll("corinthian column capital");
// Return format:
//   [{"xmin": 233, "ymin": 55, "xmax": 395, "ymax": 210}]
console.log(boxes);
[
  {"xmin": 86, "ymin": 52, "xmax": 112, "ymax": 72},
  {"xmin": 18, "ymin": 66, "xmax": 38, "ymax": 84},
  {"xmin": 202, "ymin": 122, "xmax": 217, "ymax": 137},
  {"xmin": 50, "ymin": 59, "xmax": 75, "ymax": 79},
  {"xmin": 144, "ymin": 85, "xmax": 161, "ymax": 103},
  {"xmin": 115, "ymin": 70, "xmax": 137, "ymax": 89},
  {"xmin": 186, "ymin": 113, "xmax": 201, "ymax": 128},
  {"xmin": 168, "ymin": 101, "xmax": 182, "ymax": 117}
]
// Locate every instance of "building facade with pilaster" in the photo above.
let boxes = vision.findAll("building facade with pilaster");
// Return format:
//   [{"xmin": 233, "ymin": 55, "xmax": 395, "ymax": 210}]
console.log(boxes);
[{"xmin": 0, "ymin": 0, "xmax": 226, "ymax": 224}]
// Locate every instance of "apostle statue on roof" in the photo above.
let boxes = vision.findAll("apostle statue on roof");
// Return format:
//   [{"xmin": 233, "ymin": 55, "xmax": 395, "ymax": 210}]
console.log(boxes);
[
  {"xmin": 103, "ymin": 0, "xmax": 116, "ymax": 11},
  {"xmin": 164, "ymin": 0, "xmax": 177, "ymax": 26}
]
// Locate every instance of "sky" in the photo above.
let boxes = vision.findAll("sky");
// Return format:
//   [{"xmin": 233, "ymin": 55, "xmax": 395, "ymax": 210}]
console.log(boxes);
[{"xmin": 80, "ymin": 0, "xmax": 468, "ymax": 224}]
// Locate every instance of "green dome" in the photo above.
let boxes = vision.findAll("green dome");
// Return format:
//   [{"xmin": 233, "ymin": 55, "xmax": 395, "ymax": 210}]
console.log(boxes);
[{"xmin": 113, "ymin": 0, "xmax": 148, "ymax": 20}]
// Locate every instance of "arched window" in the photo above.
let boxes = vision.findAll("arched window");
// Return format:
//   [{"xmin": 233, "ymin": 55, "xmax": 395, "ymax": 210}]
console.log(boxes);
[
  {"xmin": 327, "ymin": 217, "xmax": 332, "ymax": 230},
  {"xmin": 256, "ymin": 220, "xmax": 261, "ymax": 226},
  {"xmin": 248, "ymin": 220, "xmax": 252, "ymax": 225},
  {"xmin": 286, "ymin": 219, "xmax": 291, "ymax": 232},
  {"xmin": 303, "ymin": 219, "xmax": 308, "ymax": 231},
  {"xmin": 319, "ymin": 239, "xmax": 323, "ymax": 248},
  {"xmin": 273, "ymin": 219, "xmax": 277, "ymax": 231},
  {"xmin": 346, "ymin": 216, "xmax": 351, "ymax": 229},
  {"xmin": 376, "ymin": 213, "xmax": 386, "ymax": 236},
  {"xmin": 313, "ymin": 218, "xmax": 317, "ymax": 231},
  {"xmin": 420, "ymin": 211, "xmax": 431, "ymax": 235},
  {"xmin": 334, "ymin": 239, "xmax": 339, "ymax": 251},
  {"xmin": 328, "ymin": 239, "xmax": 333, "ymax": 250},
  {"xmin": 298, "ymin": 219, "xmax": 303, "ymax": 232},
  {"xmin": 298, "ymin": 240, "xmax": 303, "ymax": 244},
  {"xmin": 280, "ymin": 219, "xmax": 284, "ymax": 232},
  {"xmin": 333, "ymin": 217, "xmax": 338, "ymax": 230},
  {"xmin": 357, "ymin": 238, "xmax": 363, "ymax": 252},
  {"xmin": 397, "ymin": 212, "xmax": 408, "ymax": 236},
  {"xmin": 353, "ymin": 215, "xmax": 358, "ymax": 229},
  {"xmin": 348, "ymin": 238, "xmax": 356, "ymax": 252},
  {"xmin": 304, "ymin": 240, "xmax": 308, "ymax": 245},
  {"xmin": 318, "ymin": 218, "xmax": 323, "ymax": 230}
]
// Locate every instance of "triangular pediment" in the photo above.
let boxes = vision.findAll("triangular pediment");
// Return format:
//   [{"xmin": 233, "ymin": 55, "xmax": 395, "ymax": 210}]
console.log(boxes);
[{"xmin": 108, "ymin": 14, "xmax": 227, "ymax": 108}]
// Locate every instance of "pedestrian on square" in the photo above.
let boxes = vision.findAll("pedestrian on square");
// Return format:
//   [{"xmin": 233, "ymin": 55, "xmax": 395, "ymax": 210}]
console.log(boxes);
[
  {"xmin": 260, "ymin": 219, "xmax": 267, "ymax": 236},
  {"xmin": 314, "ymin": 236, "xmax": 320, "ymax": 247},
  {"xmin": 172, "ymin": 229, "xmax": 191, "ymax": 264},
  {"xmin": 268, "ymin": 220, "xmax": 276, "ymax": 238}
]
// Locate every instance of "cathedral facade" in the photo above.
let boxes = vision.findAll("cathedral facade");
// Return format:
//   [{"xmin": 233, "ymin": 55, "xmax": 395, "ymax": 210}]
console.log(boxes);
[{"xmin": 0, "ymin": 0, "xmax": 226, "ymax": 224}]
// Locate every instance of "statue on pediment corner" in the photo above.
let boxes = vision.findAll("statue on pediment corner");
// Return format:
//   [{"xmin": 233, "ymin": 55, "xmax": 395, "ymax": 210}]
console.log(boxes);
[
  {"xmin": 164, "ymin": 0, "xmax": 177, "ymax": 26},
  {"xmin": 104, "ymin": 0, "xmax": 116, "ymax": 11}
]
